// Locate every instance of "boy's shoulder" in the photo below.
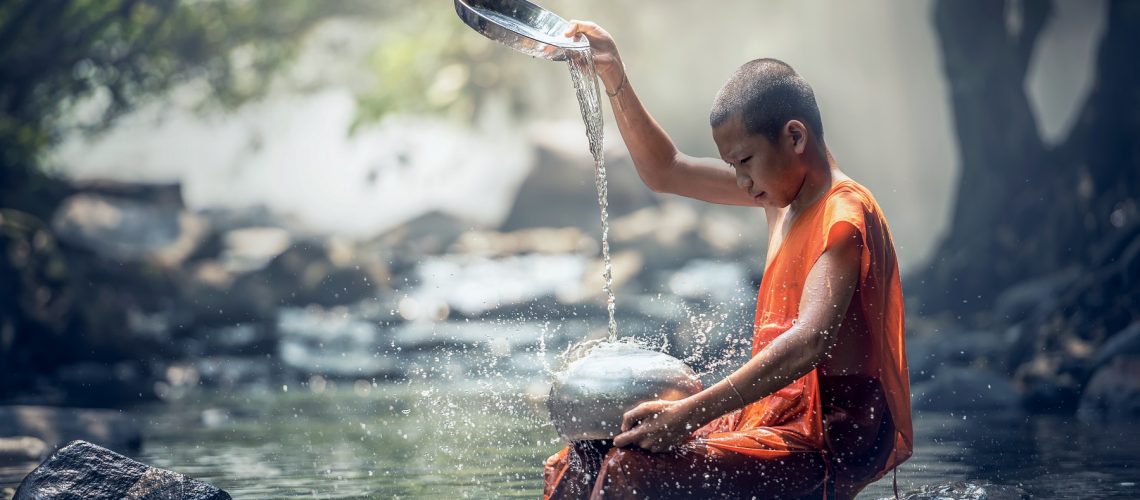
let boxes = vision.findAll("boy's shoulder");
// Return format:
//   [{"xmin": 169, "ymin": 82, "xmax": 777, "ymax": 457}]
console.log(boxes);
[
  {"xmin": 820, "ymin": 179, "xmax": 870, "ymax": 217},
  {"xmin": 826, "ymin": 178, "xmax": 887, "ymax": 220}
]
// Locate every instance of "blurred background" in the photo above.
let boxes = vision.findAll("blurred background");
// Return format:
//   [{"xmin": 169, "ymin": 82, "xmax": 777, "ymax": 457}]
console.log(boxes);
[{"xmin": 1, "ymin": 0, "xmax": 1137, "ymax": 498}]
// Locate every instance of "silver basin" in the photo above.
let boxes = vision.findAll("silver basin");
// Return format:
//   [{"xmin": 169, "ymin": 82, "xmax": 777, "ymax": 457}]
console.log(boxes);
[
  {"xmin": 454, "ymin": 0, "xmax": 589, "ymax": 61},
  {"xmin": 547, "ymin": 343, "xmax": 703, "ymax": 441}
]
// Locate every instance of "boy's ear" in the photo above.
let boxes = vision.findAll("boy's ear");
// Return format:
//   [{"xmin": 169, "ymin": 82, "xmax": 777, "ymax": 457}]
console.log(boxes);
[{"xmin": 785, "ymin": 120, "xmax": 807, "ymax": 155}]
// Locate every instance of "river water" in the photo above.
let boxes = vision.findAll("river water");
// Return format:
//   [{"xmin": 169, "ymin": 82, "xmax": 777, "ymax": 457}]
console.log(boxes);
[
  {"xmin": 120, "ymin": 382, "xmax": 1138, "ymax": 499},
  {"xmin": 2, "ymin": 376, "xmax": 1137, "ymax": 498}
]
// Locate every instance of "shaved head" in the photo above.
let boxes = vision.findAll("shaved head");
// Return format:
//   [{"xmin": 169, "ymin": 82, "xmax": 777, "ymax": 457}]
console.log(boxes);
[{"xmin": 710, "ymin": 58, "xmax": 824, "ymax": 143}]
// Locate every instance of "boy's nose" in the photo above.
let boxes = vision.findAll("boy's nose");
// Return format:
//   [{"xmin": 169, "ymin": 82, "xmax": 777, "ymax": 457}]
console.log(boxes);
[{"xmin": 737, "ymin": 173, "xmax": 753, "ymax": 191}]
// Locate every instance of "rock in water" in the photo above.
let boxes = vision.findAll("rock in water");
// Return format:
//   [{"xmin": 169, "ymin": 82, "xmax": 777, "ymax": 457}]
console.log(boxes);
[
  {"xmin": 15, "ymin": 440, "xmax": 230, "ymax": 500},
  {"xmin": 50, "ymin": 194, "xmax": 208, "ymax": 267},
  {"xmin": 1091, "ymin": 322, "xmax": 1140, "ymax": 368},
  {"xmin": 1078, "ymin": 355, "xmax": 1140, "ymax": 421},
  {"xmin": 0, "ymin": 436, "xmax": 48, "ymax": 463},
  {"xmin": 909, "ymin": 367, "xmax": 1021, "ymax": 413}
]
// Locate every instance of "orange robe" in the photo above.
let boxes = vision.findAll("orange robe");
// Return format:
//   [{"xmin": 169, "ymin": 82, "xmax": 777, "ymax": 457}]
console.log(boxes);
[{"xmin": 543, "ymin": 179, "xmax": 913, "ymax": 499}]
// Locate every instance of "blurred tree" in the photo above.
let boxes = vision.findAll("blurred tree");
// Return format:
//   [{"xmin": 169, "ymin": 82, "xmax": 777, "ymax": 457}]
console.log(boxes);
[
  {"xmin": 0, "ymin": 0, "xmax": 391, "ymax": 216},
  {"xmin": 910, "ymin": 0, "xmax": 1140, "ymax": 414},
  {"xmin": 353, "ymin": 6, "xmax": 535, "ymax": 130},
  {"xmin": 917, "ymin": 0, "xmax": 1139, "ymax": 336},
  {"xmin": 0, "ymin": 0, "xmax": 401, "ymax": 401},
  {"xmin": 0, "ymin": 0, "xmax": 528, "ymax": 403}
]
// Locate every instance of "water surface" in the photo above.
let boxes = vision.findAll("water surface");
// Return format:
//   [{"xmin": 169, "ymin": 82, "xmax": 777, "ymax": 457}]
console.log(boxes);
[{"xmin": 128, "ymin": 383, "xmax": 1139, "ymax": 499}]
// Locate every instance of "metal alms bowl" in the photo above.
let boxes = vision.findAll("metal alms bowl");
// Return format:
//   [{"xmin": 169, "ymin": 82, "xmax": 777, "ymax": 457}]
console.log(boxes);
[
  {"xmin": 546, "ymin": 343, "xmax": 703, "ymax": 441},
  {"xmin": 454, "ymin": 0, "xmax": 589, "ymax": 61}
]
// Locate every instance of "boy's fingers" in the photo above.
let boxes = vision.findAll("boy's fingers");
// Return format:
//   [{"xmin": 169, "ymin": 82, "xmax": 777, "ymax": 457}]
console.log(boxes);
[
  {"xmin": 620, "ymin": 403, "xmax": 653, "ymax": 432},
  {"xmin": 641, "ymin": 438, "xmax": 659, "ymax": 452},
  {"xmin": 620, "ymin": 412, "xmax": 635, "ymax": 432},
  {"xmin": 567, "ymin": 20, "xmax": 597, "ymax": 31},
  {"xmin": 613, "ymin": 427, "xmax": 640, "ymax": 448},
  {"xmin": 564, "ymin": 20, "xmax": 602, "ymax": 39}
]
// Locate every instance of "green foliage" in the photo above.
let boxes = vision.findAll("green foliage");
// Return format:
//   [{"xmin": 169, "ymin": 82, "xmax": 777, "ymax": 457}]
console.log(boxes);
[
  {"xmin": 353, "ymin": 6, "xmax": 533, "ymax": 129},
  {"xmin": 0, "ymin": 0, "xmax": 389, "ymax": 208},
  {"xmin": 0, "ymin": 0, "xmax": 544, "ymax": 209}
]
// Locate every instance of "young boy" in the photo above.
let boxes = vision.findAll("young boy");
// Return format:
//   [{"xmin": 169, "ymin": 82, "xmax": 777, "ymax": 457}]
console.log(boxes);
[{"xmin": 542, "ymin": 21, "xmax": 913, "ymax": 499}]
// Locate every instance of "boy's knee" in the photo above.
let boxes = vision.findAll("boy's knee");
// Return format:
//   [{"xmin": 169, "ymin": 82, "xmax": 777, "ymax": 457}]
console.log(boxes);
[
  {"xmin": 602, "ymin": 447, "xmax": 654, "ymax": 476},
  {"xmin": 601, "ymin": 447, "xmax": 626, "ymax": 474}
]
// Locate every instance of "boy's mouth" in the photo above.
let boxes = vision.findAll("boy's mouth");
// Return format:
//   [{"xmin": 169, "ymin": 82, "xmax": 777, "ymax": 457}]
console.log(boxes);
[{"xmin": 753, "ymin": 191, "xmax": 766, "ymax": 201}]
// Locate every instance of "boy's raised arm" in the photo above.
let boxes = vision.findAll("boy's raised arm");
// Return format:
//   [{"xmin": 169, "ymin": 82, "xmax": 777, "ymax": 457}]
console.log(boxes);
[{"xmin": 566, "ymin": 21, "xmax": 754, "ymax": 207}]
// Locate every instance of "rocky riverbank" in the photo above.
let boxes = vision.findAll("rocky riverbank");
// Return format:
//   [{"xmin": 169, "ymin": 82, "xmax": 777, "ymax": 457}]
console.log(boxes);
[
  {"xmin": 0, "ymin": 136, "xmax": 765, "ymax": 411},
  {"xmin": 1, "ymin": 128, "xmax": 1137, "ymax": 496},
  {"xmin": 3, "ymin": 158, "xmax": 1138, "ymax": 417}
]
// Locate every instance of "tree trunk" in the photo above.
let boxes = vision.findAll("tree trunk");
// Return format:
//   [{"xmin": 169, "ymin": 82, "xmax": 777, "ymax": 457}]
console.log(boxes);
[{"xmin": 918, "ymin": 0, "xmax": 1140, "ymax": 321}]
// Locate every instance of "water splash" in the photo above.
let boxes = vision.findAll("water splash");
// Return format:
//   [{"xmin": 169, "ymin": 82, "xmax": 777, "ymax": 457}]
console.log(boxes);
[
  {"xmin": 557, "ymin": 335, "xmax": 660, "ymax": 369},
  {"xmin": 566, "ymin": 47, "xmax": 617, "ymax": 342}
]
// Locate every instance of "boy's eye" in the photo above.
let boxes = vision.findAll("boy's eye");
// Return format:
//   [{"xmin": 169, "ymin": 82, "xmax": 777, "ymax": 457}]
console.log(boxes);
[{"xmin": 740, "ymin": 156, "xmax": 753, "ymax": 165}]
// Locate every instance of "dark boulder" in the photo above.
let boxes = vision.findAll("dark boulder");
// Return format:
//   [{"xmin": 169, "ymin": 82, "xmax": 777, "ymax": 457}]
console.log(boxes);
[
  {"xmin": 53, "ymin": 362, "xmax": 158, "ymax": 407},
  {"xmin": 1, "ymin": 208, "xmax": 187, "ymax": 403},
  {"xmin": 15, "ymin": 440, "xmax": 229, "ymax": 500},
  {"xmin": 0, "ymin": 210, "xmax": 73, "ymax": 395},
  {"xmin": 179, "ymin": 261, "xmax": 275, "ymax": 328},
  {"xmin": 608, "ymin": 203, "xmax": 704, "ymax": 271},
  {"xmin": 1019, "ymin": 375, "xmax": 1082, "ymax": 414},
  {"xmin": 50, "ymin": 194, "xmax": 208, "ymax": 267},
  {"xmin": 1078, "ymin": 355, "xmax": 1140, "ymax": 422},
  {"xmin": 500, "ymin": 131, "xmax": 656, "ymax": 233},
  {"xmin": 235, "ymin": 241, "xmax": 376, "ymax": 308},
  {"xmin": 1090, "ymin": 322, "xmax": 1140, "ymax": 369},
  {"xmin": 906, "ymin": 327, "xmax": 1011, "ymax": 382},
  {"xmin": 0, "ymin": 436, "xmax": 48, "ymax": 464},
  {"xmin": 373, "ymin": 211, "xmax": 476, "ymax": 257},
  {"xmin": 992, "ymin": 267, "xmax": 1080, "ymax": 324},
  {"xmin": 65, "ymin": 180, "xmax": 185, "ymax": 209},
  {"xmin": 216, "ymin": 227, "xmax": 291, "ymax": 272},
  {"xmin": 910, "ymin": 367, "xmax": 1020, "ymax": 413}
]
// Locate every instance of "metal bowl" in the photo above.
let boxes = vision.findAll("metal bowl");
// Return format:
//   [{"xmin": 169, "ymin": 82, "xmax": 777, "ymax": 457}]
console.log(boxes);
[
  {"xmin": 454, "ymin": 0, "xmax": 589, "ymax": 61},
  {"xmin": 546, "ymin": 343, "xmax": 703, "ymax": 441}
]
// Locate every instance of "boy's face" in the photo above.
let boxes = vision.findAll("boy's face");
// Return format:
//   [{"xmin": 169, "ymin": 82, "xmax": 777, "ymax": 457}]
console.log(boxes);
[{"xmin": 712, "ymin": 114, "xmax": 808, "ymax": 209}]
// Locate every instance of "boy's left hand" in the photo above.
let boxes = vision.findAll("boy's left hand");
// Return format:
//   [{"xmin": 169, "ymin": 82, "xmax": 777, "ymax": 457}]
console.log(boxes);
[{"xmin": 613, "ymin": 399, "xmax": 695, "ymax": 452}]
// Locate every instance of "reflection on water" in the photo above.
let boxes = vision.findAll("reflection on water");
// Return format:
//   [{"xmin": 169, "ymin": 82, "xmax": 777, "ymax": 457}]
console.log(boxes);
[
  {"xmin": 883, "ymin": 412, "xmax": 1140, "ymax": 499},
  {"xmin": 121, "ymin": 382, "xmax": 1140, "ymax": 499},
  {"xmin": 137, "ymin": 381, "xmax": 557, "ymax": 499}
]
